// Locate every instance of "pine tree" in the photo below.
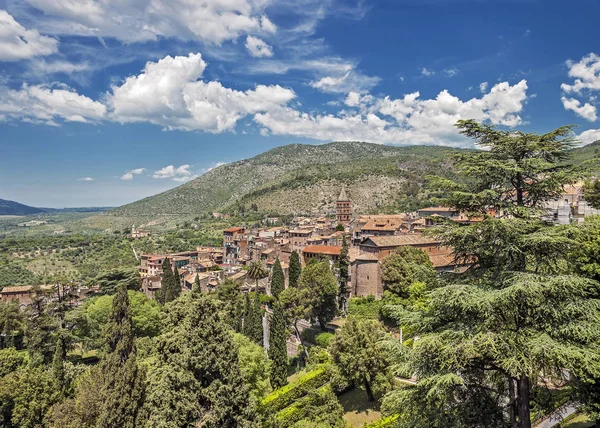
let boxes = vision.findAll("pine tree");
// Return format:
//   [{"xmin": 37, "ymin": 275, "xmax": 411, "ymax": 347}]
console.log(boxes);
[
  {"xmin": 289, "ymin": 251, "xmax": 301, "ymax": 288},
  {"xmin": 268, "ymin": 301, "xmax": 288, "ymax": 388},
  {"xmin": 158, "ymin": 258, "xmax": 180, "ymax": 304},
  {"xmin": 143, "ymin": 295, "xmax": 254, "ymax": 427},
  {"xmin": 95, "ymin": 283, "xmax": 146, "ymax": 428},
  {"xmin": 270, "ymin": 257, "xmax": 285, "ymax": 298},
  {"xmin": 25, "ymin": 286, "xmax": 57, "ymax": 366}
]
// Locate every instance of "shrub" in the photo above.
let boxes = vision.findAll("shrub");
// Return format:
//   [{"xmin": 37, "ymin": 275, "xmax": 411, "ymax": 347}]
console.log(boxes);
[
  {"xmin": 363, "ymin": 414, "xmax": 400, "ymax": 427},
  {"xmin": 261, "ymin": 364, "xmax": 329, "ymax": 413},
  {"xmin": 315, "ymin": 332, "xmax": 334, "ymax": 348},
  {"xmin": 348, "ymin": 295, "xmax": 382, "ymax": 319}
]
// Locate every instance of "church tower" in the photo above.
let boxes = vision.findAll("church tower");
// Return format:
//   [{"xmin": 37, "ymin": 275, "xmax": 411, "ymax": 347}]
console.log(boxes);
[{"xmin": 336, "ymin": 188, "xmax": 352, "ymax": 224}]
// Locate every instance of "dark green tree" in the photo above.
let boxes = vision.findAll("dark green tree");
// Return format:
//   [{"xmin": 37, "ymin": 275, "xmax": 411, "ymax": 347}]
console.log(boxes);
[
  {"xmin": 157, "ymin": 258, "xmax": 179, "ymax": 304},
  {"xmin": 381, "ymin": 246, "xmax": 435, "ymax": 298},
  {"xmin": 248, "ymin": 291, "xmax": 264, "ymax": 346},
  {"xmin": 24, "ymin": 286, "xmax": 57, "ymax": 366},
  {"xmin": 279, "ymin": 287, "xmax": 311, "ymax": 361},
  {"xmin": 216, "ymin": 279, "xmax": 243, "ymax": 331},
  {"xmin": 143, "ymin": 295, "xmax": 254, "ymax": 427},
  {"xmin": 329, "ymin": 318, "xmax": 392, "ymax": 402},
  {"xmin": 51, "ymin": 332, "xmax": 66, "ymax": 398},
  {"xmin": 288, "ymin": 251, "xmax": 301, "ymax": 288},
  {"xmin": 241, "ymin": 292, "xmax": 252, "ymax": 336},
  {"xmin": 270, "ymin": 258, "xmax": 285, "ymax": 298},
  {"xmin": 0, "ymin": 300, "xmax": 24, "ymax": 349},
  {"xmin": 584, "ymin": 178, "xmax": 600, "ymax": 210},
  {"xmin": 95, "ymin": 283, "xmax": 146, "ymax": 428},
  {"xmin": 192, "ymin": 273, "xmax": 201, "ymax": 297},
  {"xmin": 385, "ymin": 121, "xmax": 600, "ymax": 428},
  {"xmin": 338, "ymin": 236, "xmax": 350, "ymax": 311},
  {"xmin": 268, "ymin": 301, "xmax": 288, "ymax": 389},
  {"xmin": 299, "ymin": 261, "xmax": 338, "ymax": 330}
]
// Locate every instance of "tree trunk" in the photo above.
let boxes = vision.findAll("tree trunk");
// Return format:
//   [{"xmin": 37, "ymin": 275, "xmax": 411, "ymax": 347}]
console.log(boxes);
[
  {"xmin": 508, "ymin": 376, "xmax": 517, "ymax": 428},
  {"xmin": 294, "ymin": 321, "xmax": 310, "ymax": 362},
  {"xmin": 363, "ymin": 376, "xmax": 375, "ymax": 402},
  {"xmin": 595, "ymin": 419, "xmax": 600, "ymax": 428},
  {"xmin": 517, "ymin": 374, "xmax": 532, "ymax": 428},
  {"xmin": 516, "ymin": 172, "xmax": 524, "ymax": 206},
  {"xmin": 318, "ymin": 318, "xmax": 327, "ymax": 331}
]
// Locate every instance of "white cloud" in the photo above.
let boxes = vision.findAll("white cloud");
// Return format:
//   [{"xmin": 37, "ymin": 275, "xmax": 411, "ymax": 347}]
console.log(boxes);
[
  {"xmin": 421, "ymin": 68, "xmax": 435, "ymax": 77},
  {"xmin": 561, "ymin": 53, "xmax": 600, "ymax": 94},
  {"xmin": 0, "ymin": 83, "xmax": 106, "ymax": 125},
  {"xmin": 255, "ymin": 80, "xmax": 529, "ymax": 146},
  {"xmin": 108, "ymin": 53, "xmax": 295, "ymax": 132},
  {"xmin": 345, "ymin": 91, "xmax": 360, "ymax": 107},
  {"xmin": 0, "ymin": 10, "xmax": 58, "ymax": 61},
  {"xmin": 121, "ymin": 168, "xmax": 145, "ymax": 181},
  {"xmin": 27, "ymin": 59, "xmax": 91, "ymax": 75},
  {"xmin": 561, "ymin": 97, "xmax": 597, "ymax": 122},
  {"xmin": 245, "ymin": 35, "xmax": 273, "ymax": 57},
  {"xmin": 153, "ymin": 165, "xmax": 197, "ymax": 182},
  {"xmin": 310, "ymin": 71, "xmax": 380, "ymax": 94},
  {"xmin": 578, "ymin": 129, "xmax": 600, "ymax": 146},
  {"xmin": 561, "ymin": 53, "xmax": 600, "ymax": 121},
  {"xmin": 479, "ymin": 82, "xmax": 489, "ymax": 93},
  {"xmin": 20, "ymin": 0, "xmax": 276, "ymax": 44},
  {"xmin": 445, "ymin": 68, "xmax": 459, "ymax": 77},
  {"xmin": 78, "ymin": 177, "xmax": 94, "ymax": 181}
]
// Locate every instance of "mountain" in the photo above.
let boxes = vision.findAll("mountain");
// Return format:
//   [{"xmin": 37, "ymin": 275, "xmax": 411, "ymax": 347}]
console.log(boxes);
[
  {"xmin": 80, "ymin": 140, "xmax": 600, "ymax": 231},
  {"xmin": 93, "ymin": 142, "xmax": 465, "ymax": 229},
  {"xmin": 0, "ymin": 199, "xmax": 45, "ymax": 216}
]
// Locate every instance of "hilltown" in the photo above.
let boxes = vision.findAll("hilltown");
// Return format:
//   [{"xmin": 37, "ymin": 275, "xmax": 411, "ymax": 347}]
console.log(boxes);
[
  {"xmin": 2, "ymin": 184, "xmax": 596, "ymax": 309},
  {"xmin": 136, "ymin": 184, "xmax": 599, "ymax": 301}
]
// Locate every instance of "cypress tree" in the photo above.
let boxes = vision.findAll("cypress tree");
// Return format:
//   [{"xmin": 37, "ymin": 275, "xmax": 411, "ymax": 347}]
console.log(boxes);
[
  {"xmin": 271, "ymin": 258, "xmax": 285, "ymax": 298},
  {"xmin": 51, "ymin": 332, "xmax": 66, "ymax": 397},
  {"xmin": 192, "ymin": 273, "xmax": 201, "ymax": 297},
  {"xmin": 95, "ymin": 284, "xmax": 145, "ymax": 428},
  {"xmin": 172, "ymin": 265, "xmax": 181, "ymax": 300},
  {"xmin": 338, "ymin": 236, "xmax": 349, "ymax": 311},
  {"xmin": 289, "ymin": 251, "xmax": 301, "ymax": 288},
  {"xmin": 249, "ymin": 291, "xmax": 263, "ymax": 346},
  {"xmin": 268, "ymin": 302, "xmax": 288, "ymax": 388},
  {"xmin": 241, "ymin": 292, "xmax": 252, "ymax": 336}
]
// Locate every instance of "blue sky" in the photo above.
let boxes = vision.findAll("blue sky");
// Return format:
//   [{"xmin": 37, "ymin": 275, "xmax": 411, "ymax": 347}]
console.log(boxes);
[{"xmin": 1, "ymin": 0, "xmax": 600, "ymax": 207}]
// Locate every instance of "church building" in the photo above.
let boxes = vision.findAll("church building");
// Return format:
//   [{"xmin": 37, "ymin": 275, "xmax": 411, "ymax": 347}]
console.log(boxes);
[{"xmin": 336, "ymin": 188, "xmax": 352, "ymax": 224}]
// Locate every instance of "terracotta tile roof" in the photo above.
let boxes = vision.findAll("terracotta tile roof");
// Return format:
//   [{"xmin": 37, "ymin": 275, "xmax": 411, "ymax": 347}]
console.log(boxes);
[
  {"xmin": 418, "ymin": 206, "xmax": 457, "ymax": 212},
  {"xmin": 224, "ymin": 227, "xmax": 245, "ymax": 233},
  {"xmin": 0, "ymin": 285, "xmax": 33, "ymax": 294},
  {"xmin": 362, "ymin": 235, "xmax": 440, "ymax": 247},
  {"xmin": 354, "ymin": 253, "xmax": 379, "ymax": 261},
  {"xmin": 302, "ymin": 245, "xmax": 342, "ymax": 256}
]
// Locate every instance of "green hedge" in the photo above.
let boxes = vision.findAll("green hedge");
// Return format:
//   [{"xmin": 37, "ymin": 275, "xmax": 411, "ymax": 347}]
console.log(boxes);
[
  {"xmin": 363, "ymin": 414, "xmax": 399, "ymax": 428},
  {"xmin": 275, "ymin": 384, "xmax": 332, "ymax": 425},
  {"xmin": 348, "ymin": 296, "xmax": 382, "ymax": 320},
  {"xmin": 261, "ymin": 364, "xmax": 329, "ymax": 413}
]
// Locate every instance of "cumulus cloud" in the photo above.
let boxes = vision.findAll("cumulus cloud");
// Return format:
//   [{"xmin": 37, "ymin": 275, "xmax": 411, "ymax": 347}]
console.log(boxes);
[
  {"xmin": 0, "ymin": 10, "xmax": 58, "ymax": 61},
  {"xmin": 0, "ymin": 83, "xmax": 106, "ymax": 125},
  {"xmin": 78, "ymin": 177, "xmax": 94, "ymax": 181},
  {"xmin": 108, "ymin": 53, "xmax": 295, "ymax": 132},
  {"xmin": 245, "ymin": 36, "xmax": 273, "ymax": 57},
  {"xmin": 255, "ymin": 80, "xmax": 529, "ymax": 146},
  {"xmin": 561, "ymin": 53, "xmax": 600, "ymax": 121},
  {"xmin": 153, "ymin": 165, "xmax": 197, "ymax": 182},
  {"xmin": 479, "ymin": 82, "xmax": 489, "ymax": 93},
  {"xmin": 20, "ymin": 0, "xmax": 276, "ymax": 44},
  {"xmin": 561, "ymin": 97, "xmax": 597, "ymax": 122},
  {"xmin": 578, "ymin": 129, "xmax": 600, "ymax": 146},
  {"xmin": 121, "ymin": 168, "xmax": 145, "ymax": 181}
]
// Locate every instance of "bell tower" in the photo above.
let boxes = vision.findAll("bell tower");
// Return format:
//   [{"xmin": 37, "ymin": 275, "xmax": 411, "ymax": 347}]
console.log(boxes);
[{"xmin": 336, "ymin": 188, "xmax": 351, "ymax": 224}]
